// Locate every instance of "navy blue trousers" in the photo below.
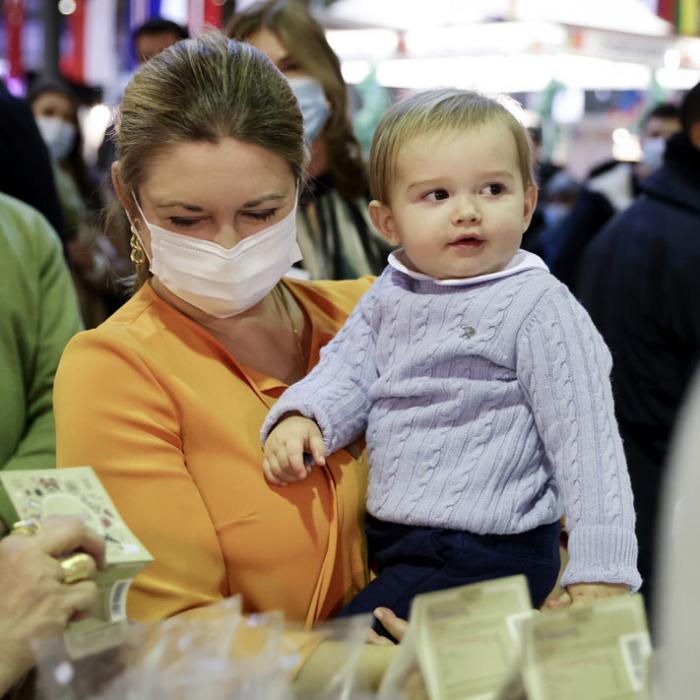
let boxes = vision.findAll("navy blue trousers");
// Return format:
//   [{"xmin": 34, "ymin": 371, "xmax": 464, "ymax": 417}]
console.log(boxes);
[{"xmin": 338, "ymin": 516, "xmax": 561, "ymax": 637}]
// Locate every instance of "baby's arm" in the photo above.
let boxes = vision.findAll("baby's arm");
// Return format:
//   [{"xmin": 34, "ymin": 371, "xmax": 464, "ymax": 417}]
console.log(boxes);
[
  {"xmin": 261, "ymin": 277, "xmax": 383, "ymax": 459},
  {"xmin": 546, "ymin": 582, "xmax": 629, "ymax": 609},
  {"xmin": 516, "ymin": 284, "xmax": 641, "ymax": 599},
  {"xmin": 263, "ymin": 415, "xmax": 326, "ymax": 486}
]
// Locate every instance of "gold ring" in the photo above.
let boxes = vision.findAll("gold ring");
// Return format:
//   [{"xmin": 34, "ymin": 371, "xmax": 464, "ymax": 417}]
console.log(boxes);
[
  {"xmin": 59, "ymin": 553, "xmax": 95, "ymax": 584},
  {"xmin": 11, "ymin": 518, "xmax": 41, "ymax": 536}
]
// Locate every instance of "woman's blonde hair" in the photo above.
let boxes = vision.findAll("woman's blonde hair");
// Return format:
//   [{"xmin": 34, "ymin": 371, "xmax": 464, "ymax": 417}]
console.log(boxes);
[
  {"xmin": 227, "ymin": 0, "xmax": 368, "ymax": 200},
  {"xmin": 369, "ymin": 89, "xmax": 536, "ymax": 203},
  {"xmin": 109, "ymin": 31, "xmax": 305, "ymax": 288}
]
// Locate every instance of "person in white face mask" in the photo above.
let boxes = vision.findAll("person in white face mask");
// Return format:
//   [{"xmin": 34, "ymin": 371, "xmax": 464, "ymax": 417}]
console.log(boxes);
[
  {"xmin": 29, "ymin": 81, "xmax": 92, "ymax": 242},
  {"xmin": 53, "ymin": 32, "xmax": 400, "ymax": 692},
  {"xmin": 228, "ymin": 0, "xmax": 391, "ymax": 280},
  {"xmin": 29, "ymin": 80, "xmax": 127, "ymax": 328}
]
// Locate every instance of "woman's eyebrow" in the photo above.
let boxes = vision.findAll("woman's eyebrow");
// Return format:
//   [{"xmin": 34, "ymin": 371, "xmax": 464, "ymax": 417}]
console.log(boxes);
[
  {"xmin": 241, "ymin": 193, "xmax": 287, "ymax": 207},
  {"xmin": 155, "ymin": 201, "xmax": 204, "ymax": 211},
  {"xmin": 155, "ymin": 193, "xmax": 288, "ymax": 211}
]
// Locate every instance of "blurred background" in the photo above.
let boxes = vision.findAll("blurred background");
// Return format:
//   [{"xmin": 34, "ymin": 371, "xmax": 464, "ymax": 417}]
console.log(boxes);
[{"xmin": 1, "ymin": 0, "xmax": 699, "ymax": 174}]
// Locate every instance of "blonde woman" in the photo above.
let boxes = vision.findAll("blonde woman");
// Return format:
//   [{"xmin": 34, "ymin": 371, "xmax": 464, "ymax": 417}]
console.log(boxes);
[
  {"xmin": 54, "ymin": 32, "xmax": 401, "ymax": 689},
  {"xmin": 228, "ymin": 0, "xmax": 390, "ymax": 280}
]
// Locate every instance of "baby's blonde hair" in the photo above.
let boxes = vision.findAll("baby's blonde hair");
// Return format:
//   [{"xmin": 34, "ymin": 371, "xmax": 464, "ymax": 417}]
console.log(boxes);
[{"xmin": 369, "ymin": 89, "xmax": 536, "ymax": 203}]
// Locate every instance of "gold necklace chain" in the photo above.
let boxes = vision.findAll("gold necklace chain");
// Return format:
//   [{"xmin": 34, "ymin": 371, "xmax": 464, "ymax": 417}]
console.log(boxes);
[{"xmin": 275, "ymin": 284, "xmax": 305, "ymax": 369}]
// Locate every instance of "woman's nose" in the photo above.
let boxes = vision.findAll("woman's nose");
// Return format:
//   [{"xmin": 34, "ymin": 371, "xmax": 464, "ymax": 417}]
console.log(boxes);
[{"xmin": 213, "ymin": 224, "xmax": 242, "ymax": 249}]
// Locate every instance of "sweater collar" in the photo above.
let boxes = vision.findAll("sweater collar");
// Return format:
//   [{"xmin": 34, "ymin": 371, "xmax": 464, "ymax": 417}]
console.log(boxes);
[{"xmin": 387, "ymin": 249, "xmax": 549, "ymax": 287}]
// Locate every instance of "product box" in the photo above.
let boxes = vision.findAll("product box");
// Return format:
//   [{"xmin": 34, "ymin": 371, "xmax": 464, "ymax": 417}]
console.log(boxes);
[
  {"xmin": 0, "ymin": 467, "xmax": 153, "ymax": 658},
  {"xmin": 410, "ymin": 574, "xmax": 535, "ymax": 700},
  {"xmin": 521, "ymin": 593, "xmax": 651, "ymax": 700}
]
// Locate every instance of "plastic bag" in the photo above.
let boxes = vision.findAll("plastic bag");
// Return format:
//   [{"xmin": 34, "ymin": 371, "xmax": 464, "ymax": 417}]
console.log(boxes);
[
  {"xmin": 33, "ymin": 596, "xmax": 293, "ymax": 700},
  {"xmin": 33, "ymin": 597, "xmax": 376, "ymax": 700}
]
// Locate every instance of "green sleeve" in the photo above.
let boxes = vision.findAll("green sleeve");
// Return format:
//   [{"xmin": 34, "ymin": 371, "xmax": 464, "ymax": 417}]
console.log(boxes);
[{"xmin": 0, "ymin": 208, "xmax": 82, "ymax": 523}]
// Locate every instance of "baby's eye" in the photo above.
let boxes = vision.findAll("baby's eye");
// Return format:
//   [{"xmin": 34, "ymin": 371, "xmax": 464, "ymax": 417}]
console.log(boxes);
[
  {"xmin": 424, "ymin": 189, "xmax": 450, "ymax": 201},
  {"xmin": 244, "ymin": 209, "xmax": 277, "ymax": 222},
  {"xmin": 480, "ymin": 183, "xmax": 506, "ymax": 196}
]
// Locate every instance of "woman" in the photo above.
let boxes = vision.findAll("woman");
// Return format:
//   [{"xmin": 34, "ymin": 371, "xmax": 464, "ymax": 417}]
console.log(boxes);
[
  {"xmin": 29, "ymin": 80, "xmax": 93, "ymax": 244},
  {"xmin": 29, "ymin": 81, "xmax": 128, "ymax": 327},
  {"xmin": 227, "ymin": 0, "xmax": 390, "ymax": 280},
  {"xmin": 54, "ymin": 32, "xmax": 399, "ymax": 662}
]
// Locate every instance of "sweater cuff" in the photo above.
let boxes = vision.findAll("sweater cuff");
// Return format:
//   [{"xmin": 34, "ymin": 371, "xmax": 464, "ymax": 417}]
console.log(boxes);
[
  {"xmin": 260, "ymin": 398, "xmax": 339, "ymax": 452},
  {"xmin": 560, "ymin": 525, "xmax": 642, "ymax": 592}
]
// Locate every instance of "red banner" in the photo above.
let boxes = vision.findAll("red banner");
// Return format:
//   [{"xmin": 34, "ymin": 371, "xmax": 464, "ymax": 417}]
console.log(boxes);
[
  {"xmin": 61, "ymin": 0, "xmax": 87, "ymax": 83},
  {"xmin": 5, "ymin": 0, "xmax": 24, "ymax": 79}
]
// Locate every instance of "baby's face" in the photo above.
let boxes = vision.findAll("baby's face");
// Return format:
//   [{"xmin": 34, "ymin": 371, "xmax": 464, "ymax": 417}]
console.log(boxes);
[{"xmin": 374, "ymin": 123, "xmax": 537, "ymax": 280}]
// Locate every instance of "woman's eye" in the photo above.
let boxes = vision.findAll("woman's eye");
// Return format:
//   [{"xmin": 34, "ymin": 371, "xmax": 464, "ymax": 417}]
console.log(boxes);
[
  {"xmin": 481, "ymin": 183, "xmax": 505, "ymax": 196},
  {"xmin": 168, "ymin": 218, "xmax": 203, "ymax": 229},
  {"xmin": 245, "ymin": 209, "xmax": 276, "ymax": 222},
  {"xmin": 425, "ymin": 189, "xmax": 449, "ymax": 201}
]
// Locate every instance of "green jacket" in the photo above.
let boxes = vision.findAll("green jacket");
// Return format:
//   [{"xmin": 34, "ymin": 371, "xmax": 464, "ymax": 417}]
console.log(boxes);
[{"xmin": 0, "ymin": 193, "xmax": 82, "ymax": 523}]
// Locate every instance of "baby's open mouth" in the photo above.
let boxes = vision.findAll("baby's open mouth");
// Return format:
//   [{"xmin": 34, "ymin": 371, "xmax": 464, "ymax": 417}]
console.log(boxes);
[{"xmin": 448, "ymin": 235, "xmax": 484, "ymax": 248}]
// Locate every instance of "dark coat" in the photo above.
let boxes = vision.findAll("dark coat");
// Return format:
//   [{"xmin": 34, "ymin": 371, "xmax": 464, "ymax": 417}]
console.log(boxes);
[
  {"xmin": 0, "ymin": 83, "xmax": 65, "ymax": 240},
  {"xmin": 576, "ymin": 132, "xmax": 700, "ymax": 609}
]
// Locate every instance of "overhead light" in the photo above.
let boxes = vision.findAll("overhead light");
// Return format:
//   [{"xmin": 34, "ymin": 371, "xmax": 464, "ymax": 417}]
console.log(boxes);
[
  {"xmin": 341, "ymin": 60, "xmax": 372, "ymax": 85},
  {"xmin": 404, "ymin": 21, "xmax": 567, "ymax": 57},
  {"xmin": 611, "ymin": 128, "xmax": 641, "ymax": 162},
  {"xmin": 664, "ymin": 49, "xmax": 682, "ymax": 69},
  {"xmin": 371, "ymin": 53, "xmax": 651, "ymax": 93},
  {"xmin": 374, "ymin": 55, "xmax": 553, "ymax": 93},
  {"xmin": 656, "ymin": 67, "xmax": 700, "ymax": 90},
  {"xmin": 58, "ymin": 0, "xmax": 77, "ymax": 15},
  {"xmin": 326, "ymin": 29, "xmax": 399, "ymax": 60}
]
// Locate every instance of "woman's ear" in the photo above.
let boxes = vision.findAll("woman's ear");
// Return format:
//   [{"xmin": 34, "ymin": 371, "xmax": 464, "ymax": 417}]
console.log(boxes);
[
  {"xmin": 112, "ymin": 161, "xmax": 137, "ymax": 223},
  {"xmin": 369, "ymin": 200, "xmax": 401, "ymax": 246}
]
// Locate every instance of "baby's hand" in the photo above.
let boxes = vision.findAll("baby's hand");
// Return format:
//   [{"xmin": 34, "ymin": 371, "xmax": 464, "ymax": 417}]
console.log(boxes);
[
  {"xmin": 545, "ymin": 582, "xmax": 629, "ymax": 610},
  {"xmin": 263, "ymin": 415, "xmax": 326, "ymax": 486}
]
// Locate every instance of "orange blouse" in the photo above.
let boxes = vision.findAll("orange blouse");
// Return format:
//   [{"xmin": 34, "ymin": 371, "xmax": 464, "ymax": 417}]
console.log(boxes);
[{"xmin": 55, "ymin": 278, "xmax": 372, "ymax": 625}]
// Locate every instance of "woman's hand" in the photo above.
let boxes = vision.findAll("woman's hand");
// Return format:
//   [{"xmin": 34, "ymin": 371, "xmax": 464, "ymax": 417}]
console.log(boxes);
[
  {"xmin": 0, "ymin": 516, "xmax": 105, "ymax": 694},
  {"xmin": 545, "ymin": 582, "xmax": 629, "ymax": 610},
  {"xmin": 263, "ymin": 415, "xmax": 326, "ymax": 486},
  {"xmin": 367, "ymin": 607, "xmax": 409, "ymax": 645}
]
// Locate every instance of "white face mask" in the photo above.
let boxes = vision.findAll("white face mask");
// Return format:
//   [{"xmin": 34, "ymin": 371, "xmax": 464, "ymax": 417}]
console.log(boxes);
[
  {"xmin": 288, "ymin": 76, "xmax": 330, "ymax": 143},
  {"xmin": 132, "ymin": 196, "xmax": 302, "ymax": 318},
  {"xmin": 35, "ymin": 115, "xmax": 76, "ymax": 161},
  {"xmin": 640, "ymin": 136, "xmax": 666, "ymax": 176}
]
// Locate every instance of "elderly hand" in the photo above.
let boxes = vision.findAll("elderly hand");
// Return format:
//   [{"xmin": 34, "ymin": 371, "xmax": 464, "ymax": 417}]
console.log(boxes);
[{"xmin": 0, "ymin": 516, "xmax": 105, "ymax": 694}]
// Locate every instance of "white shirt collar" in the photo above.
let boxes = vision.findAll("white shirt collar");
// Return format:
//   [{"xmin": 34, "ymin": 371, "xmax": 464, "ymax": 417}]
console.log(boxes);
[{"xmin": 387, "ymin": 249, "xmax": 549, "ymax": 287}]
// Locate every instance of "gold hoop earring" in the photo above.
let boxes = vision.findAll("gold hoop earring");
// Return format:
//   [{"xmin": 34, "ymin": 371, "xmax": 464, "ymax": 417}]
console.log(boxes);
[{"xmin": 130, "ymin": 226, "xmax": 146, "ymax": 266}]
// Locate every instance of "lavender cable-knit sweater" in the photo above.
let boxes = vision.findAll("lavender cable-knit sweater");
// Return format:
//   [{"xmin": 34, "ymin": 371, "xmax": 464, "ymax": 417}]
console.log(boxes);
[{"xmin": 263, "ymin": 252, "xmax": 641, "ymax": 590}]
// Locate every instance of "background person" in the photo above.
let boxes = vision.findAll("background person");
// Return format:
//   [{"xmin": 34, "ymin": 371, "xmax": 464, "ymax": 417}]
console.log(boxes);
[
  {"xmin": 29, "ymin": 79, "xmax": 132, "ymax": 327},
  {"xmin": 97, "ymin": 18, "xmax": 190, "ymax": 181},
  {"xmin": 0, "ymin": 82, "xmax": 65, "ymax": 241},
  {"xmin": 548, "ymin": 102, "xmax": 681, "ymax": 289},
  {"xmin": 0, "ymin": 194, "xmax": 82, "ymax": 525},
  {"xmin": 228, "ymin": 0, "xmax": 390, "ymax": 280},
  {"xmin": 29, "ymin": 79, "xmax": 96, "ymax": 244},
  {"xmin": 577, "ymin": 82, "xmax": 700, "ymax": 618}
]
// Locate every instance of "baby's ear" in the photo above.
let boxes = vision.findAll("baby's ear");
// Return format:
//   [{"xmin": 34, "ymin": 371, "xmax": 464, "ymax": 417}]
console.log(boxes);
[
  {"xmin": 522, "ymin": 184, "xmax": 539, "ymax": 231},
  {"xmin": 369, "ymin": 200, "xmax": 401, "ymax": 246}
]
